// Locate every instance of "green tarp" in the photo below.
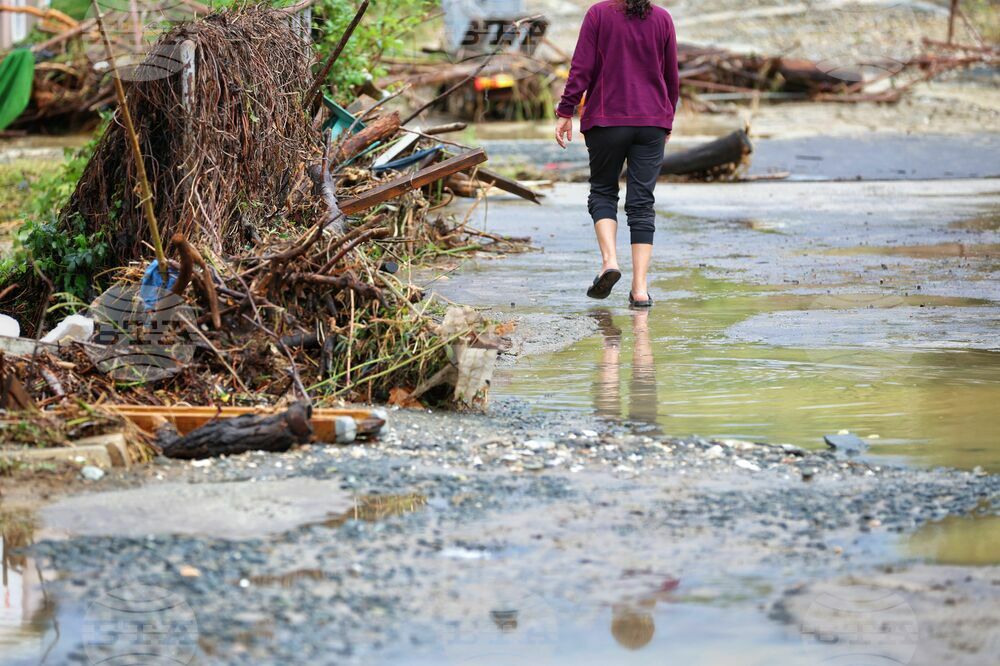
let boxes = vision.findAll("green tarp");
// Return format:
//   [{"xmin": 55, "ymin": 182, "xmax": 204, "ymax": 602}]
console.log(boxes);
[{"xmin": 0, "ymin": 49, "xmax": 35, "ymax": 131}]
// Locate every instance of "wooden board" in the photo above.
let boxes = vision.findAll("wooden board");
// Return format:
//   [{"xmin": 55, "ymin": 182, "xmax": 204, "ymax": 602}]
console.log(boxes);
[{"xmin": 339, "ymin": 148, "xmax": 487, "ymax": 214}]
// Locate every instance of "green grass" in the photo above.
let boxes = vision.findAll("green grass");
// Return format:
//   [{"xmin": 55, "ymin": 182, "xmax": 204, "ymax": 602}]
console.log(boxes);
[{"xmin": 0, "ymin": 158, "xmax": 64, "ymax": 229}]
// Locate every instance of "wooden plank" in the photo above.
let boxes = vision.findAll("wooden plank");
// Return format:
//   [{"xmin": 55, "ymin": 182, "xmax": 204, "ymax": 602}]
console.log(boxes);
[
  {"xmin": 339, "ymin": 148, "xmax": 487, "ymax": 215},
  {"xmin": 465, "ymin": 165, "xmax": 541, "ymax": 203}
]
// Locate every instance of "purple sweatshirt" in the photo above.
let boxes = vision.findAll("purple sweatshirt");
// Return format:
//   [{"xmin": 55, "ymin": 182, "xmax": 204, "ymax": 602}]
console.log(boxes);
[{"xmin": 557, "ymin": 2, "xmax": 679, "ymax": 132}]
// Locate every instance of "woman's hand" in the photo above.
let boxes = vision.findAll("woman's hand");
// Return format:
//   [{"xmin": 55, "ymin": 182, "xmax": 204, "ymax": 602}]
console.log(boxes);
[{"xmin": 555, "ymin": 116, "xmax": 573, "ymax": 148}]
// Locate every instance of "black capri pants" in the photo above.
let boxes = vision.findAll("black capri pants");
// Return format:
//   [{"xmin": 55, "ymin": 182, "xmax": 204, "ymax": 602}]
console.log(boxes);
[{"xmin": 583, "ymin": 125, "xmax": 668, "ymax": 245}]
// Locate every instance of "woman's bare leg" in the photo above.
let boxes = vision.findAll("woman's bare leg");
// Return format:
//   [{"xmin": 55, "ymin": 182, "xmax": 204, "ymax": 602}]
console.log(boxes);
[
  {"xmin": 595, "ymin": 218, "xmax": 620, "ymax": 272},
  {"xmin": 630, "ymin": 243, "xmax": 652, "ymax": 301}
]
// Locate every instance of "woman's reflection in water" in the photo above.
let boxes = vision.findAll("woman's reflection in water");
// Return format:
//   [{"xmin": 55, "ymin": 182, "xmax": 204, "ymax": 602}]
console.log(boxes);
[{"xmin": 591, "ymin": 309, "xmax": 659, "ymax": 429}]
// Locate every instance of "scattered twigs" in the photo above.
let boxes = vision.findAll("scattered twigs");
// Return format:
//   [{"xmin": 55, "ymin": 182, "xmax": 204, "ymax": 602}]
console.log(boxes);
[
  {"xmin": 171, "ymin": 234, "xmax": 221, "ymax": 329},
  {"xmin": 291, "ymin": 272, "xmax": 387, "ymax": 309},
  {"xmin": 176, "ymin": 312, "xmax": 251, "ymax": 394},
  {"xmin": 3, "ymin": 6, "xmax": 536, "ymax": 412},
  {"xmin": 324, "ymin": 227, "xmax": 393, "ymax": 271},
  {"xmin": 318, "ymin": 214, "xmax": 388, "ymax": 273}
]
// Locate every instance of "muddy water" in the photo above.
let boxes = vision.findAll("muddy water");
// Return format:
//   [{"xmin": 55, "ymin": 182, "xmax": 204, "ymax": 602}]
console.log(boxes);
[{"xmin": 437, "ymin": 179, "xmax": 1000, "ymax": 472}]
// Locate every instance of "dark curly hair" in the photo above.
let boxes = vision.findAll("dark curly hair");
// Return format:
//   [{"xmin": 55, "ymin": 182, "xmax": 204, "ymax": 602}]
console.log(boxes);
[{"xmin": 620, "ymin": 0, "xmax": 652, "ymax": 19}]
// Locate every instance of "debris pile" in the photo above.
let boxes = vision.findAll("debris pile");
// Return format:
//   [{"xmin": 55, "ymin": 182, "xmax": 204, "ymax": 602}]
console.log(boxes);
[
  {"xmin": 675, "ymin": 39, "xmax": 999, "ymax": 111},
  {"xmin": 1, "ymin": 6, "xmax": 539, "ymax": 464},
  {"xmin": 380, "ymin": 4, "xmax": 997, "ymax": 122},
  {"xmin": 3, "ymin": 1, "xmax": 212, "ymax": 130}
]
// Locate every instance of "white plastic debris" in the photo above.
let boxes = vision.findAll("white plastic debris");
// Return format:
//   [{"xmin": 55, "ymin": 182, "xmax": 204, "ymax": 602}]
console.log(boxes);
[
  {"xmin": 80, "ymin": 465, "xmax": 105, "ymax": 481},
  {"xmin": 0, "ymin": 314, "xmax": 19, "ymax": 338},
  {"xmin": 40, "ymin": 314, "xmax": 94, "ymax": 344}
]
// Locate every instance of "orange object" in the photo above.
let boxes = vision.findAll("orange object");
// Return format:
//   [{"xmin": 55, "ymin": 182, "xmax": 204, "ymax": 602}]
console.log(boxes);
[
  {"xmin": 473, "ymin": 74, "xmax": 515, "ymax": 91},
  {"xmin": 107, "ymin": 405, "xmax": 385, "ymax": 441}
]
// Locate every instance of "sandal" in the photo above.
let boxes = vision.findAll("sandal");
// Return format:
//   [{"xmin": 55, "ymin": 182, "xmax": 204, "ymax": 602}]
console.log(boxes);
[
  {"xmin": 586, "ymin": 269, "xmax": 622, "ymax": 299},
  {"xmin": 628, "ymin": 292, "xmax": 653, "ymax": 309}
]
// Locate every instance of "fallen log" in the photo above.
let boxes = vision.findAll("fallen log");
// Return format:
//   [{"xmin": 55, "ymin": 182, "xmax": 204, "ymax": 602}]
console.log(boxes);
[
  {"xmin": 777, "ymin": 58, "xmax": 849, "ymax": 93},
  {"xmin": 660, "ymin": 129, "xmax": 753, "ymax": 177},
  {"xmin": 332, "ymin": 111, "xmax": 400, "ymax": 165},
  {"xmin": 158, "ymin": 402, "xmax": 313, "ymax": 459}
]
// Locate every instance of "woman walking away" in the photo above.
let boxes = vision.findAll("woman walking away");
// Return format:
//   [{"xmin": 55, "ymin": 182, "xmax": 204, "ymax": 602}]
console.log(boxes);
[{"xmin": 555, "ymin": 0, "xmax": 679, "ymax": 308}]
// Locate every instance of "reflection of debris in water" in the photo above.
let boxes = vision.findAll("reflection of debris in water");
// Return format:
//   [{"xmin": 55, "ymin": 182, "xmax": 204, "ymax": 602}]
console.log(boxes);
[
  {"xmin": 490, "ymin": 609, "xmax": 518, "ymax": 633},
  {"xmin": 907, "ymin": 510, "xmax": 1000, "ymax": 566},
  {"xmin": 248, "ymin": 568, "xmax": 326, "ymax": 588},
  {"xmin": 0, "ymin": 510, "xmax": 58, "ymax": 663},
  {"xmin": 611, "ymin": 602, "xmax": 656, "ymax": 651},
  {"xmin": 317, "ymin": 493, "xmax": 428, "ymax": 528}
]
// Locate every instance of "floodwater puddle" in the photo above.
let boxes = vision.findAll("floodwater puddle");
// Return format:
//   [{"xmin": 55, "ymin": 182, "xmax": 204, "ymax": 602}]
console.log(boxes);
[
  {"xmin": 438, "ymin": 181, "xmax": 1000, "ymax": 473},
  {"xmin": 386, "ymin": 571, "xmax": 858, "ymax": 665},
  {"xmin": 500, "ymin": 270, "xmax": 1000, "ymax": 471},
  {"xmin": 310, "ymin": 492, "xmax": 428, "ymax": 529},
  {"xmin": 1, "ymin": 511, "xmax": 63, "ymax": 666},
  {"xmin": 0, "ymin": 491, "xmax": 429, "ymax": 664},
  {"xmin": 907, "ymin": 512, "xmax": 1000, "ymax": 566}
]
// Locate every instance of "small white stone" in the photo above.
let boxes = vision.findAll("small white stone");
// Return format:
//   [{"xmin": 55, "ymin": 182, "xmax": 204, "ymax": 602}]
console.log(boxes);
[
  {"xmin": 191, "ymin": 459, "xmax": 212, "ymax": 468},
  {"xmin": 704, "ymin": 445, "xmax": 724, "ymax": 459},
  {"xmin": 734, "ymin": 458, "xmax": 760, "ymax": 472},
  {"xmin": 718, "ymin": 439, "xmax": 755, "ymax": 451},
  {"xmin": 525, "ymin": 439, "xmax": 555, "ymax": 451},
  {"xmin": 80, "ymin": 465, "xmax": 105, "ymax": 481},
  {"xmin": 581, "ymin": 429, "xmax": 598, "ymax": 438}
]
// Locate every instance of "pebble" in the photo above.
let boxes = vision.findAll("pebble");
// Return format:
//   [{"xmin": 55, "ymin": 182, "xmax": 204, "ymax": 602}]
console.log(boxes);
[
  {"xmin": 734, "ymin": 458, "xmax": 761, "ymax": 472},
  {"xmin": 823, "ymin": 433, "xmax": 867, "ymax": 455},
  {"xmin": 524, "ymin": 439, "xmax": 555, "ymax": 451},
  {"xmin": 704, "ymin": 445, "xmax": 725, "ymax": 459}
]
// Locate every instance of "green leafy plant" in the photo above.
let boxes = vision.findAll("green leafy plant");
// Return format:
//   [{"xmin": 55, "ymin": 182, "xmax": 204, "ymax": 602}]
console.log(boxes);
[
  {"xmin": 313, "ymin": 0, "xmax": 436, "ymax": 103},
  {"xmin": 4, "ymin": 120, "xmax": 110, "ymax": 299},
  {"xmin": 16, "ymin": 213, "xmax": 109, "ymax": 297}
]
